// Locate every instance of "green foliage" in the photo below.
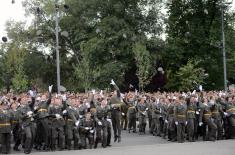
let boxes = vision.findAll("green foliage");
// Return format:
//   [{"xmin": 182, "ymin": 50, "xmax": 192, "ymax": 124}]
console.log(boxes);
[
  {"xmin": 12, "ymin": 66, "xmax": 28, "ymax": 93},
  {"xmin": 165, "ymin": 0, "xmax": 235, "ymax": 90},
  {"xmin": 1, "ymin": 0, "xmax": 235, "ymax": 92},
  {"xmin": 133, "ymin": 42, "xmax": 154, "ymax": 91},
  {"xmin": 176, "ymin": 60, "xmax": 205, "ymax": 91}
]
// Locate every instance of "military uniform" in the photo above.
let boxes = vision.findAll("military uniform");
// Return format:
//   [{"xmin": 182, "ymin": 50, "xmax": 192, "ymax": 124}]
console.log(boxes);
[
  {"xmin": 199, "ymin": 103, "xmax": 217, "ymax": 141},
  {"xmin": 110, "ymin": 84, "xmax": 122, "ymax": 142},
  {"xmin": 79, "ymin": 117, "xmax": 95, "ymax": 149},
  {"xmin": 224, "ymin": 101, "xmax": 235, "ymax": 139},
  {"xmin": 211, "ymin": 102, "xmax": 223, "ymax": 140},
  {"xmin": 137, "ymin": 102, "xmax": 148, "ymax": 134},
  {"xmin": 146, "ymin": 99, "xmax": 153, "ymax": 132},
  {"xmin": 127, "ymin": 103, "xmax": 137, "ymax": 133},
  {"xmin": 174, "ymin": 102, "xmax": 187, "ymax": 143},
  {"xmin": 166, "ymin": 102, "xmax": 176, "ymax": 141},
  {"xmin": 151, "ymin": 102, "xmax": 162, "ymax": 136},
  {"xmin": 0, "ymin": 107, "xmax": 12, "ymax": 154},
  {"xmin": 71, "ymin": 107, "xmax": 81, "ymax": 150},
  {"xmin": 161, "ymin": 104, "xmax": 168, "ymax": 139},
  {"xmin": 10, "ymin": 106, "xmax": 22, "ymax": 151},
  {"xmin": 186, "ymin": 101, "xmax": 197, "ymax": 142},
  {"xmin": 48, "ymin": 104, "xmax": 65, "ymax": 150},
  {"xmin": 19, "ymin": 98, "xmax": 36, "ymax": 154},
  {"xmin": 34, "ymin": 94, "xmax": 52, "ymax": 150},
  {"xmin": 120, "ymin": 103, "xmax": 128, "ymax": 130},
  {"xmin": 94, "ymin": 104, "xmax": 111, "ymax": 148},
  {"xmin": 62, "ymin": 101, "xmax": 77, "ymax": 150}
]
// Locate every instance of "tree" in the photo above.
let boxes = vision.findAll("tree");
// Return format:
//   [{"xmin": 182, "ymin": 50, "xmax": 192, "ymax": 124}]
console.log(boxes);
[
  {"xmin": 165, "ymin": 0, "xmax": 235, "ymax": 90},
  {"xmin": 133, "ymin": 42, "xmax": 154, "ymax": 91},
  {"xmin": 12, "ymin": 66, "xmax": 28, "ymax": 93},
  {"xmin": 176, "ymin": 60, "xmax": 206, "ymax": 91},
  {"xmin": 22, "ymin": 0, "xmax": 164, "ymax": 90}
]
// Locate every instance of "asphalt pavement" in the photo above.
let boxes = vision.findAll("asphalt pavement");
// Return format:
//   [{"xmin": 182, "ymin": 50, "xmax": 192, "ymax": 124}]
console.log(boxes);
[{"xmin": 10, "ymin": 129, "xmax": 235, "ymax": 155}]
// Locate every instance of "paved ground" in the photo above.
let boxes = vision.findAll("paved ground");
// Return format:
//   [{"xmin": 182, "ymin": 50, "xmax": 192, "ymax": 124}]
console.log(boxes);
[{"xmin": 11, "ymin": 129, "xmax": 235, "ymax": 155}]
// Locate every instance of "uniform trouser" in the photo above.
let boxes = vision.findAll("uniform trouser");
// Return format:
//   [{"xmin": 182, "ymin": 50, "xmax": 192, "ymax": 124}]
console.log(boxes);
[
  {"xmin": 23, "ymin": 125, "xmax": 36, "ymax": 153},
  {"xmin": 34, "ymin": 122, "xmax": 42, "ymax": 148},
  {"xmin": 65, "ymin": 125, "xmax": 73, "ymax": 150},
  {"xmin": 187, "ymin": 119, "xmax": 195, "ymax": 141},
  {"xmin": 227, "ymin": 116, "xmax": 235, "ymax": 139},
  {"xmin": 214, "ymin": 119, "xmax": 223, "ymax": 140},
  {"xmin": 51, "ymin": 127, "xmax": 65, "ymax": 150},
  {"xmin": 168, "ymin": 117, "xmax": 176, "ymax": 140},
  {"xmin": 111, "ymin": 111, "xmax": 121, "ymax": 138},
  {"xmin": 38, "ymin": 119, "xmax": 49, "ymax": 147},
  {"xmin": 0, "ymin": 133, "xmax": 11, "ymax": 154},
  {"xmin": 138, "ymin": 116, "xmax": 146, "ymax": 133},
  {"xmin": 107, "ymin": 121, "xmax": 111, "ymax": 145},
  {"xmin": 128, "ymin": 114, "xmax": 136, "ymax": 131},
  {"xmin": 177, "ymin": 122, "xmax": 186, "ymax": 142},
  {"xmin": 194, "ymin": 115, "xmax": 200, "ymax": 139},
  {"xmin": 121, "ymin": 115, "xmax": 128, "ymax": 130},
  {"xmin": 202, "ymin": 119, "xmax": 217, "ymax": 141},
  {"xmin": 152, "ymin": 118, "xmax": 160, "ymax": 135},
  {"xmin": 159, "ymin": 117, "xmax": 164, "ymax": 133},
  {"xmin": 148, "ymin": 114, "xmax": 152, "ymax": 130},
  {"xmin": 13, "ymin": 124, "xmax": 21, "ymax": 149},
  {"xmin": 162, "ymin": 120, "xmax": 168, "ymax": 138},
  {"xmin": 95, "ymin": 119, "xmax": 108, "ymax": 147},
  {"xmin": 73, "ymin": 128, "xmax": 80, "ymax": 149},
  {"xmin": 80, "ymin": 132, "xmax": 94, "ymax": 149}
]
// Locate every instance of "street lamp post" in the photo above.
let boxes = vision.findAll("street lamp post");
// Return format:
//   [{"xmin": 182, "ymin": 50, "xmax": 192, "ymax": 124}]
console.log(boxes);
[
  {"xmin": 55, "ymin": 1, "xmax": 61, "ymax": 94},
  {"xmin": 36, "ymin": 1, "xmax": 69, "ymax": 93},
  {"xmin": 221, "ymin": 3, "xmax": 227, "ymax": 92}
]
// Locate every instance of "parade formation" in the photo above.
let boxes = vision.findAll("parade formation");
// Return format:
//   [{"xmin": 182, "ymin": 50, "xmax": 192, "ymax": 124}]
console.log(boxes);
[{"xmin": 0, "ymin": 80, "xmax": 235, "ymax": 154}]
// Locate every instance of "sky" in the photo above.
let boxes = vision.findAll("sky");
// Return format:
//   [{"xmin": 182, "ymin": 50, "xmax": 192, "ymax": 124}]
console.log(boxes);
[
  {"xmin": 0, "ymin": 0, "xmax": 235, "ymax": 39},
  {"xmin": 0, "ymin": 0, "xmax": 26, "ymax": 37}
]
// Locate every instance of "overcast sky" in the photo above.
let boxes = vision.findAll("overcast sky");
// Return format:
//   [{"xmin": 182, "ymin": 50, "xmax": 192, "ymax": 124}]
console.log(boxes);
[{"xmin": 0, "ymin": 0, "xmax": 235, "ymax": 38}]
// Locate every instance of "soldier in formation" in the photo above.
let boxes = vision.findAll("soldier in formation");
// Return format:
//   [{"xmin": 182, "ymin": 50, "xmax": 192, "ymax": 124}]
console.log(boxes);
[{"xmin": 1, "ymin": 83, "xmax": 235, "ymax": 154}]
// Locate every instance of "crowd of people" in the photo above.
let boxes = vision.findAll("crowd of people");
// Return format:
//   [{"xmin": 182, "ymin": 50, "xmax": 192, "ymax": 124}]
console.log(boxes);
[{"xmin": 0, "ymin": 80, "xmax": 235, "ymax": 154}]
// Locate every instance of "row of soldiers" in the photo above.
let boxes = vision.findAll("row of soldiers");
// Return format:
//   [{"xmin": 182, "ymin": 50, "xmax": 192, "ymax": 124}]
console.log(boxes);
[
  {"xmin": 0, "ymin": 80, "xmax": 124, "ymax": 154},
  {"xmin": 1, "ymin": 83, "xmax": 235, "ymax": 154},
  {"xmin": 121, "ymin": 91, "xmax": 235, "ymax": 143}
]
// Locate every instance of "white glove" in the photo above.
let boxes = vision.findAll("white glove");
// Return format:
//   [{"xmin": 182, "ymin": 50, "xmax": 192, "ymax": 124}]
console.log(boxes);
[
  {"xmin": 34, "ymin": 106, "xmax": 38, "ymax": 111},
  {"xmin": 100, "ymin": 90, "xmax": 104, "ymax": 97},
  {"xmin": 199, "ymin": 85, "xmax": 202, "ymax": 92},
  {"xmin": 107, "ymin": 119, "xmax": 112, "ymax": 123},
  {"xmin": 122, "ymin": 113, "xmax": 125, "ymax": 116},
  {"xmin": 29, "ymin": 90, "xmax": 35, "ymax": 97},
  {"xmin": 146, "ymin": 108, "xmax": 149, "ymax": 111},
  {"xmin": 192, "ymin": 90, "xmax": 196, "ymax": 95},
  {"xmin": 27, "ymin": 111, "xmax": 33, "ymax": 117},
  {"xmin": 165, "ymin": 120, "xmax": 168, "ymax": 123},
  {"xmin": 110, "ymin": 79, "xmax": 116, "ymax": 85},
  {"xmin": 196, "ymin": 111, "xmax": 200, "ymax": 115},
  {"xmin": 135, "ymin": 89, "xmax": 138, "ymax": 95},
  {"xmin": 55, "ymin": 114, "xmax": 61, "ymax": 119},
  {"xmin": 98, "ymin": 121, "xmax": 102, "ymax": 126},
  {"xmin": 79, "ymin": 115, "xmax": 83, "ymax": 119},
  {"xmin": 199, "ymin": 122, "xmax": 203, "ymax": 126},
  {"xmin": 75, "ymin": 121, "xmax": 80, "ymax": 127},
  {"xmin": 185, "ymin": 121, "xmax": 188, "ymax": 125},
  {"xmin": 92, "ymin": 89, "xmax": 96, "ymax": 95},
  {"xmin": 224, "ymin": 112, "xmax": 228, "ymax": 116},
  {"xmin": 175, "ymin": 121, "xmax": 178, "ymax": 126},
  {"xmin": 62, "ymin": 110, "xmax": 67, "ymax": 114},
  {"xmin": 85, "ymin": 127, "xmax": 89, "ymax": 130},
  {"xmin": 90, "ymin": 130, "xmax": 94, "ymax": 133},
  {"xmin": 49, "ymin": 85, "xmax": 53, "ymax": 93},
  {"xmin": 121, "ymin": 93, "xmax": 125, "ymax": 99},
  {"xmin": 62, "ymin": 95, "xmax": 67, "ymax": 101}
]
